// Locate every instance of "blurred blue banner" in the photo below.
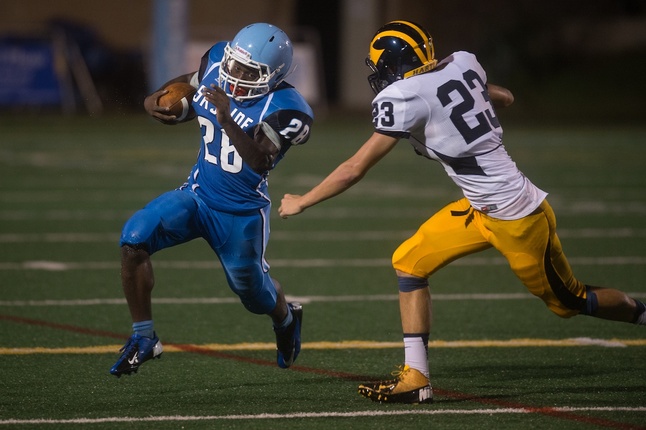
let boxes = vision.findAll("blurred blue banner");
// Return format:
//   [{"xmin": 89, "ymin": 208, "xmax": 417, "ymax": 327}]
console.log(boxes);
[{"xmin": 0, "ymin": 38, "xmax": 62, "ymax": 106}]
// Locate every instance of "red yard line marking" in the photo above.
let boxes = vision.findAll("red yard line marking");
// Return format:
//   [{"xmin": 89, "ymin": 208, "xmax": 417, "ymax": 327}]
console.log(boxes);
[
  {"xmin": 0, "ymin": 314, "xmax": 125, "ymax": 339},
  {"xmin": 172, "ymin": 343, "xmax": 366, "ymax": 380},
  {"xmin": 2, "ymin": 312, "xmax": 644, "ymax": 430}
]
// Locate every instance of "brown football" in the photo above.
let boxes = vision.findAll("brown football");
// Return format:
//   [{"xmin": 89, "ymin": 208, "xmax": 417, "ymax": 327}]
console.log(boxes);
[{"xmin": 158, "ymin": 82, "xmax": 197, "ymax": 123}]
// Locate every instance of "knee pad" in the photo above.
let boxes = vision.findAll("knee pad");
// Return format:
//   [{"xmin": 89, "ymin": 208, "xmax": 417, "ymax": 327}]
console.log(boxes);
[{"xmin": 120, "ymin": 209, "xmax": 158, "ymax": 249}]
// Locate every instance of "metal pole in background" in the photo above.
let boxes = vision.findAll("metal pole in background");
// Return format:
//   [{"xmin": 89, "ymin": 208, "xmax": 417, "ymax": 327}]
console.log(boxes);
[
  {"xmin": 339, "ymin": 0, "xmax": 378, "ymax": 109},
  {"xmin": 150, "ymin": 0, "xmax": 188, "ymax": 92}
]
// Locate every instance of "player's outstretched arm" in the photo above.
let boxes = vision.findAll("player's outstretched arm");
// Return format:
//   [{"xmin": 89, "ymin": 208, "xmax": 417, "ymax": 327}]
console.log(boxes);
[{"xmin": 279, "ymin": 132, "xmax": 399, "ymax": 218}]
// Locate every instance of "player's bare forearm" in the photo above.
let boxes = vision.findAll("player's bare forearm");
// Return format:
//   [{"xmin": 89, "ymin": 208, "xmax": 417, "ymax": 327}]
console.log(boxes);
[
  {"xmin": 487, "ymin": 84, "xmax": 514, "ymax": 108},
  {"xmin": 304, "ymin": 162, "xmax": 364, "ymax": 204},
  {"xmin": 279, "ymin": 132, "xmax": 399, "ymax": 218},
  {"xmin": 279, "ymin": 163, "xmax": 362, "ymax": 218},
  {"xmin": 219, "ymin": 118, "xmax": 278, "ymax": 173},
  {"xmin": 203, "ymin": 84, "xmax": 278, "ymax": 173}
]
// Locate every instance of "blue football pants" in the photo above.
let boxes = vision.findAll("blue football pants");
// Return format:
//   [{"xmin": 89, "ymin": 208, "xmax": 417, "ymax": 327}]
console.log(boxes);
[{"xmin": 120, "ymin": 189, "xmax": 277, "ymax": 314}]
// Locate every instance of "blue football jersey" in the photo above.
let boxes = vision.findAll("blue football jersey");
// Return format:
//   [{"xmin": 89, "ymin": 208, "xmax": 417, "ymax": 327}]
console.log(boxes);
[{"xmin": 182, "ymin": 42, "xmax": 314, "ymax": 213}]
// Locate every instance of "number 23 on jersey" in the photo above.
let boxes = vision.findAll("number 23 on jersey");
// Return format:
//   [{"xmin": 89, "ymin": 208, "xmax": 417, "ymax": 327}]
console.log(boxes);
[{"xmin": 371, "ymin": 68, "xmax": 500, "ymax": 145}]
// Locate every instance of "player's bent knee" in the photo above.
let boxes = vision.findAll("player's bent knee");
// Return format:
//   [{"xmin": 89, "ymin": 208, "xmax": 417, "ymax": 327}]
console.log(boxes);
[
  {"xmin": 546, "ymin": 285, "xmax": 598, "ymax": 318},
  {"xmin": 226, "ymin": 265, "xmax": 277, "ymax": 315},
  {"xmin": 120, "ymin": 212, "xmax": 156, "ymax": 247},
  {"xmin": 542, "ymin": 295, "xmax": 584, "ymax": 319},
  {"xmin": 237, "ymin": 281, "xmax": 277, "ymax": 314},
  {"xmin": 240, "ymin": 290, "xmax": 277, "ymax": 314},
  {"xmin": 120, "ymin": 232, "xmax": 148, "ymax": 249},
  {"xmin": 579, "ymin": 287, "xmax": 599, "ymax": 316}
]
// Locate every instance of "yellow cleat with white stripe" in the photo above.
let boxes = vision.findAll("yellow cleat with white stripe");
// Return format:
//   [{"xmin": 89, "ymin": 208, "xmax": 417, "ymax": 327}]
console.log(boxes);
[{"xmin": 358, "ymin": 365, "xmax": 433, "ymax": 404}]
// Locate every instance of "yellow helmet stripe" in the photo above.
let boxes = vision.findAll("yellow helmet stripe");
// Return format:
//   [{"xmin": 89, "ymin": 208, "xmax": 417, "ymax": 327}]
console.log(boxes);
[
  {"xmin": 375, "ymin": 30, "xmax": 429, "ymax": 64},
  {"xmin": 390, "ymin": 20, "xmax": 433, "ymax": 61}
]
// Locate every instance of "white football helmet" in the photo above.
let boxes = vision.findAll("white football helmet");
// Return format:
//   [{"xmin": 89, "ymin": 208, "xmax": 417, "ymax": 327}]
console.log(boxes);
[{"xmin": 219, "ymin": 23, "xmax": 293, "ymax": 100}]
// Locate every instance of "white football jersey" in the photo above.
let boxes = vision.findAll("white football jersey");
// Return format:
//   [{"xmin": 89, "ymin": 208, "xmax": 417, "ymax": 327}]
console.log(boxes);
[{"xmin": 371, "ymin": 51, "xmax": 547, "ymax": 220}]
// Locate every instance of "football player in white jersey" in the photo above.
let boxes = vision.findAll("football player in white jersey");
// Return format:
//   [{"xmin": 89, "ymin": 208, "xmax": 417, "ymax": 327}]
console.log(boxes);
[{"xmin": 279, "ymin": 20, "xmax": 646, "ymax": 404}]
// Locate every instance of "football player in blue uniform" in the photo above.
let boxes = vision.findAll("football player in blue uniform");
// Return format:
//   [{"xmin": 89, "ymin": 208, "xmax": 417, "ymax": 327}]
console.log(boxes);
[
  {"xmin": 279, "ymin": 20, "xmax": 646, "ymax": 403},
  {"xmin": 110, "ymin": 23, "xmax": 313, "ymax": 377}
]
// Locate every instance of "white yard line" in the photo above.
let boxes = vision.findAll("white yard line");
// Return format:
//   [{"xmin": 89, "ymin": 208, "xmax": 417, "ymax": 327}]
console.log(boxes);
[
  {"xmin": 2, "ymin": 200, "xmax": 646, "ymax": 221},
  {"xmin": 2, "ymin": 228, "xmax": 646, "ymax": 243},
  {"xmin": 1, "ymin": 255, "xmax": 645, "ymax": 272},
  {"xmin": 1, "ymin": 407, "xmax": 645, "ymax": 425},
  {"xmin": 2, "ymin": 292, "xmax": 646, "ymax": 307}
]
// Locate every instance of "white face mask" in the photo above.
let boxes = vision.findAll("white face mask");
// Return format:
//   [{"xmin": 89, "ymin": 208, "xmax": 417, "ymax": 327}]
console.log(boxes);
[{"xmin": 218, "ymin": 44, "xmax": 275, "ymax": 100}]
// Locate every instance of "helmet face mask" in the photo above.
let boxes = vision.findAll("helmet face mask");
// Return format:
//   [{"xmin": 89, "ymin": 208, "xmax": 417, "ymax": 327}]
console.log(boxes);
[
  {"xmin": 366, "ymin": 20, "xmax": 438, "ymax": 94},
  {"xmin": 366, "ymin": 57, "xmax": 393, "ymax": 95},
  {"xmin": 219, "ymin": 23, "xmax": 292, "ymax": 100},
  {"xmin": 220, "ymin": 44, "xmax": 272, "ymax": 99}
]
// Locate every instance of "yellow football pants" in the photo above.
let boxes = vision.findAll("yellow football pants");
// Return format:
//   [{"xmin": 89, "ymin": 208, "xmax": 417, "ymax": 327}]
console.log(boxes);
[{"xmin": 392, "ymin": 198, "xmax": 586, "ymax": 318}]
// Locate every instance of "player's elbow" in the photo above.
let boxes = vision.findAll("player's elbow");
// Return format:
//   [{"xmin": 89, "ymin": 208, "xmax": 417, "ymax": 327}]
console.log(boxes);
[
  {"xmin": 337, "ymin": 163, "xmax": 367, "ymax": 187},
  {"xmin": 488, "ymin": 84, "xmax": 514, "ymax": 108},
  {"xmin": 499, "ymin": 89, "xmax": 514, "ymax": 108}
]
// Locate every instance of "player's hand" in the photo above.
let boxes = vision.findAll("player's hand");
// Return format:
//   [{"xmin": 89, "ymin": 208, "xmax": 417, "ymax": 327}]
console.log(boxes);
[
  {"xmin": 203, "ymin": 84, "xmax": 231, "ymax": 126},
  {"xmin": 144, "ymin": 89, "xmax": 177, "ymax": 123},
  {"xmin": 279, "ymin": 194, "xmax": 305, "ymax": 218}
]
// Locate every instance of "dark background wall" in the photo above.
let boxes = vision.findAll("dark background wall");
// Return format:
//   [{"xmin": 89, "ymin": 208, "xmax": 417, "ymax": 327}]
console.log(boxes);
[{"xmin": 1, "ymin": 0, "xmax": 644, "ymax": 122}]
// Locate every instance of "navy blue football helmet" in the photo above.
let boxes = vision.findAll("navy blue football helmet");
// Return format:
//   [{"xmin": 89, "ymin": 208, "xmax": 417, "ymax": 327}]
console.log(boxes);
[{"xmin": 366, "ymin": 20, "xmax": 438, "ymax": 94}]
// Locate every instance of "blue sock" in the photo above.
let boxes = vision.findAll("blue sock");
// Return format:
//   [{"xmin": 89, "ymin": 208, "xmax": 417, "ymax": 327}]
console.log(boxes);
[
  {"xmin": 132, "ymin": 320, "xmax": 154, "ymax": 338},
  {"xmin": 274, "ymin": 308, "xmax": 293, "ymax": 332}
]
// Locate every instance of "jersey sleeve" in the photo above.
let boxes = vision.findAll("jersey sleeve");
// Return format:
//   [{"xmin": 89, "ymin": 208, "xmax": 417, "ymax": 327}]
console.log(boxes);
[
  {"xmin": 260, "ymin": 85, "xmax": 314, "ymax": 148},
  {"xmin": 262, "ymin": 109, "xmax": 313, "ymax": 148},
  {"xmin": 371, "ymin": 85, "xmax": 421, "ymax": 139},
  {"xmin": 197, "ymin": 42, "xmax": 227, "ymax": 82}
]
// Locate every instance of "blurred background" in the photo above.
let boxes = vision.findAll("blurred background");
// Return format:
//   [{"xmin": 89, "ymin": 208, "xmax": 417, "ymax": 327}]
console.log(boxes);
[{"xmin": 1, "ymin": 0, "xmax": 645, "ymax": 123}]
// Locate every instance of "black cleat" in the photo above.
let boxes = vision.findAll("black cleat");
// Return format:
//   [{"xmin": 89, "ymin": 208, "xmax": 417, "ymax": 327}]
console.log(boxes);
[{"xmin": 275, "ymin": 302, "xmax": 302, "ymax": 368}]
